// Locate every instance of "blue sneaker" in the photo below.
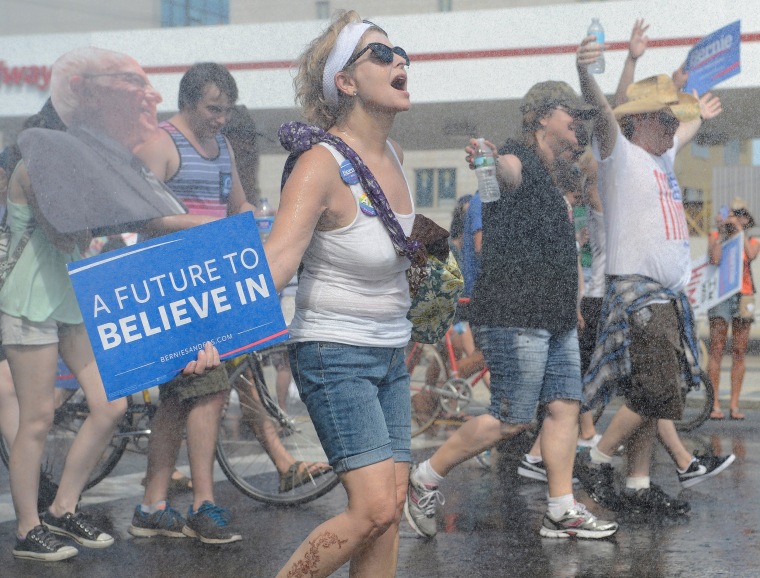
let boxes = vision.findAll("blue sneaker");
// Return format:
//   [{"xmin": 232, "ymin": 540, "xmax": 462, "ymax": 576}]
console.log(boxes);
[
  {"xmin": 128, "ymin": 504, "xmax": 187, "ymax": 538},
  {"xmin": 182, "ymin": 502, "xmax": 242, "ymax": 544}
]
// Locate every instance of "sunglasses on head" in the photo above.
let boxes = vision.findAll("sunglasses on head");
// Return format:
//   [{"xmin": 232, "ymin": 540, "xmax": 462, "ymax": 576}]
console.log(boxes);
[{"xmin": 343, "ymin": 42, "xmax": 410, "ymax": 69}]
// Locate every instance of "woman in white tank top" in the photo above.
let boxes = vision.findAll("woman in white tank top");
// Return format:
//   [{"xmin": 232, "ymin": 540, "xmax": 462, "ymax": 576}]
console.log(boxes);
[{"xmin": 263, "ymin": 12, "xmax": 415, "ymax": 578}]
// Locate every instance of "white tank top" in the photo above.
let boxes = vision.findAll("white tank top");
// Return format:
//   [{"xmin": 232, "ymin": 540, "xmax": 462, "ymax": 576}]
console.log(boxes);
[{"xmin": 288, "ymin": 142, "xmax": 415, "ymax": 348}]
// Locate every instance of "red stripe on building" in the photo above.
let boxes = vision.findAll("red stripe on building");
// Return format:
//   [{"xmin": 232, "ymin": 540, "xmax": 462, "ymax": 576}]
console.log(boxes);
[{"xmin": 142, "ymin": 33, "xmax": 760, "ymax": 75}]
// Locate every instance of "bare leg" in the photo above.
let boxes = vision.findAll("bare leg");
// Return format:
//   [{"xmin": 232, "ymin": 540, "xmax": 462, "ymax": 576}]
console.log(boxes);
[
  {"xmin": 185, "ymin": 390, "xmax": 227, "ymax": 510},
  {"xmin": 51, "ymin": 328, "xmax": 127, "ymax": 515},
  {"xmin": 0, "ymin": 359, "xmax": 19, "ymax": 448},
  {"xmin": 595, "ymin": 404, "xmax": 644, "ymax": 458},
  {"xmin": 5, "ymin": 343, "xmax": 58, "ymax": 537},
  {"xmin": 729, "ymin": 319, "xmax": 751, "ymax": 417},
  {"xmin": 143, "ymin": 396, "xmax": 189, "ymax": 505},
  {"xmin": 578, "ymin": 410, "xmax": 597, "ymax": 441},
  {"xmin": 657, "ymin": 419, "xmax": 693, "ymax": 470},
  {"xmin": 429, "ymin": 413, "xmax": 530, "ymax": 477},
  {"xmin": 541, "ymin": 399, "xmax": 580, "ymax": 497},
  {"xmin": 624, "ymin": 417, "xmax": 657, "ymax": 479},
  {"xmin": 707, "ymin": 318, "xmax": 728, "ymax": 417},
  {"xmin": 276, "ymin": 459, "xmax": 405, "ymax": 578}
]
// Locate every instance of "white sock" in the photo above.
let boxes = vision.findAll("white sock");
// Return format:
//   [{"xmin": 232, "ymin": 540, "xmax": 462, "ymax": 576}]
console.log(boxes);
[
  {"xmin": 677, "ymin": 457, "xmax": 697, "ymax": 474},
  {"xmin": 590, "ymin": 446, "xmax": 613, "ymax": 464},
  {"xmin": 141, "ymin": 500, "xmax": 167, "ymax": 514},
  {"xmin": 524, "ymin": 454, "xmax": 543, "ymax": 464},
  {"xmin": 547, "ymin": 494, "xmax": 576, "ymax": 519},
  {"xmin": 414, "ymin": 460, "xmax": 444, "ymax": 487},
  {"xmin": 625, "ymin": 476, "xmax": 650, "ymax": 491}
]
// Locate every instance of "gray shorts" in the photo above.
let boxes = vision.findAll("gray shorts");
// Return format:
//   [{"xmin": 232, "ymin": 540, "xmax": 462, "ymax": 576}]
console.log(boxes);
[{"xmin": 0, "ymin": 313, "xmax": 80, "ymax": 346}]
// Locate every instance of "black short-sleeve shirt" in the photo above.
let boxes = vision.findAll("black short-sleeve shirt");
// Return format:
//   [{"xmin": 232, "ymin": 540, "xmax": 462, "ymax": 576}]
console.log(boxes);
[{"xmin": 469, "ymin": 139, "xmax": 578, "ymax": 333}]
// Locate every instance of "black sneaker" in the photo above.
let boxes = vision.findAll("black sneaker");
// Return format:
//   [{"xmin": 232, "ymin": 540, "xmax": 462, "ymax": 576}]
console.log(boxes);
[
  {"xmin": 620, "ymin": 484, "xmax": 690, "ymax": 516},
  {"xmin": 182, "ymin": 502, "xmax": 242, "ymax": 544},
  {"xmin": 12, "ymin": 525, "xmax": 78, "ymax": 561},
  {"xmin": 41, "ymin": 510, "xmax": 114, "ymax": 548},
  {"xmin": 678, "ymin": 453, "xmax": 736, "ymax": 489},
  {"xmin": 128, "ymin": 504, "xmax": 187, "ymax": 538},
  {"xmin": 518, "ymin": 457, "xmax": 579, "ymax": 483},
  {"xmin": 574, "ymin": 457, "xmax": 620, "ymax": 510}
]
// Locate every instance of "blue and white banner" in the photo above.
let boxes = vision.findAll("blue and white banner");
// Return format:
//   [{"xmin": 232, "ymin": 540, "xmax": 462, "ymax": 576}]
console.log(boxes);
[
  {"xmin": 68, "ymin": 212, "xmax": 288, "ymax": 401},
  {"xmin": 687, "ymin": 232, "xmax": 744, "ymax": 316},
  {"xmin": 684, "ymin": 21, "xmax": 741, "ymax": 95}
]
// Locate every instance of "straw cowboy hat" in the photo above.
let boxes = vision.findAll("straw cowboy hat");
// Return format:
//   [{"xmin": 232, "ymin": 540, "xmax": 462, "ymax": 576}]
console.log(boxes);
[
  {"xmin": 612, "ymin": 74, "xmax": 700, "ymax": 122},
  {"xmin": 730, "ymin": 197, "xmax": 756, "ymax": 228}
]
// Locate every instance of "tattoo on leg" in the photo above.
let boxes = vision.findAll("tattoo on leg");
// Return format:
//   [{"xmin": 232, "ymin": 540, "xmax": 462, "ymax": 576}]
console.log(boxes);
[{"xmin": 287, "ymin": 532, "xmax": 349, "ymax": 578}]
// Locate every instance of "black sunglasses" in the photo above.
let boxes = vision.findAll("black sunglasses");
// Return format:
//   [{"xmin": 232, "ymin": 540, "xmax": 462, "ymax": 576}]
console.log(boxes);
[
  {"xmin": 654, "ymin": 110, "xmax": 680, "ymax": 129},
  {"xmin": 343, "ymin": 42, "xmax": 410, "ymax": 70}
]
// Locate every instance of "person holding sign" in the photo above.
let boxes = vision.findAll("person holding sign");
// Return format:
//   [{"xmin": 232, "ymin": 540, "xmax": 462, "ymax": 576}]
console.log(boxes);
[
  {"xmin": 575, "ymin": 28, "xmax": 724, "ymax": 518},
  {"xmin": 707, "ymin": 198, "xmax": 759, "ymax": 420},
  {"xmin": 265, "ymin": 11, "xmax": 416, "ymax": 576},
  {"xmin": 0, "ymin": 47, "xmax": 220, "ymax": 562}
]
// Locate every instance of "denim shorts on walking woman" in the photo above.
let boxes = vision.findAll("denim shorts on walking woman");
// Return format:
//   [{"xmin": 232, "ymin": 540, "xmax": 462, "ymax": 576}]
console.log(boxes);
[
  {"xmin": 473, "ymin": 326, "xmax": 582, "ymax": 423},
  {"xmin": 288, "ymin": 341, "xmax": 411, "ymax": 474}
]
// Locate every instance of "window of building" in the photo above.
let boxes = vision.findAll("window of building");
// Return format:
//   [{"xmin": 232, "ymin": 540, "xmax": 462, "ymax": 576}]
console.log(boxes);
[
  {"xmin": 724, "ymin": 139, "xmax": 740, "ymax": 166},
  {"xmin": 161, "ymin": 0, "xmax": 229, "ymax": 27},
  {"xmin": 438, "ymin": 0, "xmax": 453, "ymax": 11},
  {"xmin": 316, "ymin": 1, "xmax": 330, "ymax": 19},
  {"xmin": 414, "ymin": 168, "xmax": 457, "ymax": 208},
  {"xmin": 752, "ymin": 139, "xmax": 760, "ymax": 166},
  {"xmin": 690, "ymin": 141, "xmax": 710, "ymax": 160}
]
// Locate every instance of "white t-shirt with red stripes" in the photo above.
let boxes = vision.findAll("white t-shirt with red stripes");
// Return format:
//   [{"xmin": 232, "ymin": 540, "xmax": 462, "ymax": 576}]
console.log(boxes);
[{"xmin": 594, "ymin": 126, "xmax": 691, "ymax": 292}]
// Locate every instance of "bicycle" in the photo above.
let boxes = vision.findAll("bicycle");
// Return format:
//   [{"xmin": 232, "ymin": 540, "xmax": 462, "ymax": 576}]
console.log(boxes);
[
  {"xmin": 407, "ymin": 318, "xmax": 490, "ymax": 438},
  {"xmin": 1, "ymin": 345, "xmax": 339, "ymax": 506},
  {"xmin": 215, "ymin": 343, "xmax": 339, "ymax": 505}
]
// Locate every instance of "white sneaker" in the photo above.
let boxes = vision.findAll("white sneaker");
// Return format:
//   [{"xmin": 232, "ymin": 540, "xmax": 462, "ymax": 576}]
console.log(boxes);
[{"xmin": 576, "ymin": 433, "xmax": 602, "ymax": 449}]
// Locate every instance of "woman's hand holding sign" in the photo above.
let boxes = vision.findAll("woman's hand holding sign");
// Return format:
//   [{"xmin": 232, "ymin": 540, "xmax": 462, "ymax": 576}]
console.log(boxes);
[{"xmin": 182, "ymin": 341, "xmax": 221, "ymax": 376}]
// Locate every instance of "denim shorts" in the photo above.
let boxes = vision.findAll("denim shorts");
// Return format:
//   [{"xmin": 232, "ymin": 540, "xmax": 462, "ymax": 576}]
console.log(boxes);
[
  {"xmin": 288, "ymin": 342, "xmax": 411, "ymax": 474},
  {"xmin": 473, "ymin": 326, "xmax": 582, "ymax": 424}
]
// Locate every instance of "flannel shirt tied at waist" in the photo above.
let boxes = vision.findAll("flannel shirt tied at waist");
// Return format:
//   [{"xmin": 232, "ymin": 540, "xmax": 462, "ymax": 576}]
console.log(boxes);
[{"xmin": 582, "ymin": 274, "xmax": 701, "ymax": 411}]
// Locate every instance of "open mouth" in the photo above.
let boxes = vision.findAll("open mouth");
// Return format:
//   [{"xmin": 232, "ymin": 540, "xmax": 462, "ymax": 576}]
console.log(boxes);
[{"xmin": 391, "ymin": 75, "xmax": 407, "ymax": 91}]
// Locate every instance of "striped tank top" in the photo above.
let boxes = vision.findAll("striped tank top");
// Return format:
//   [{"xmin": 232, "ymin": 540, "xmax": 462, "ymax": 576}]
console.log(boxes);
[{"xmin": 160, "ymin": 121, "xmax": 233, "ymax": 217}]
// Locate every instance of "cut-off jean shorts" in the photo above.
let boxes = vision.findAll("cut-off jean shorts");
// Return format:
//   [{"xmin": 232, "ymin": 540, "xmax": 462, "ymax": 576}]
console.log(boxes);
[
  {"xmin": 473, "ymin": 326, "xmax": 582, "ymax": 424},
  {"xmin": 288, "ymin": 341, "xmax": 411, "ymax": 474}
]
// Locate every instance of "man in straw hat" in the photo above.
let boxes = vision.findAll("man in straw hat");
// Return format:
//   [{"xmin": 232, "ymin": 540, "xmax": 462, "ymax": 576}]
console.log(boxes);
[{"xmin": 572, "ymin": 31, "xmax": 723, "ymax": 518}]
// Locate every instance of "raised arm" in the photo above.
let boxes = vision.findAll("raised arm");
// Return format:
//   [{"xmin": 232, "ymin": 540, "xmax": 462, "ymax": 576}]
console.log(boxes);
[
  {"xmin": 465, "ymin": 138, "xmax": 523, "ymax": 192},
  {"xmin": 614, "ymin": 19, "xmax": 650, "ymax": 107},
  {"xmin": 675, "ymin": 91, "xmax": 722, "ymax": 152},
  {"xmin": 576, "ymin": 36, "xmax": 618, "ymax": 160}
]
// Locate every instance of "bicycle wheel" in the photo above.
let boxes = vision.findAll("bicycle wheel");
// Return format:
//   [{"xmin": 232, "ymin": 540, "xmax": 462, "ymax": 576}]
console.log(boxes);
[
  {"xmin": 406, "ymin": 342, "xmax": 448, "ymax": 437},
  {"xmin": 674, "ymin": 370, "xmax": 714, "ymax": 432},
  {"xmin": 0, "ymin": 389, "xmax": 132, "ymax": 491},
  {"xmin": 216, "ymin": 345, "xmax": 339, "ymax": 506}
]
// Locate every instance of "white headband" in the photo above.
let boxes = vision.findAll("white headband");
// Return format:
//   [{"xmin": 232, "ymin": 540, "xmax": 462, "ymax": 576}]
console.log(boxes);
[{"xmin": 322, "ymin": 21, "xmax": 373, "ymax": 108}]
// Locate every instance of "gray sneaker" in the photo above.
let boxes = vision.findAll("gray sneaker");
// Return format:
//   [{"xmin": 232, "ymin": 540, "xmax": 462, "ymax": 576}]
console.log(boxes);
[
  {"xmin": 128, "ymin": 504, "xmax": 187, "ymax": 538},
  {"xmin": 182, "ymin": 502, "xmax": 242, "ymax": 544},
  {"xmin": 404, "ymin": 464, "xmax": 444, "ymax": 538},
  {"xmin": 540, "ymin": 503, "xmax": 618, "ymax": 539}
]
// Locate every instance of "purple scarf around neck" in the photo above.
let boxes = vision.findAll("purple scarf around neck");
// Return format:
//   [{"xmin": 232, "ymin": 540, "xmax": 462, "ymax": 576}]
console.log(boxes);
[{"xmin": 278, "ymin": 121, "xmax": 421, "ymax": 262}]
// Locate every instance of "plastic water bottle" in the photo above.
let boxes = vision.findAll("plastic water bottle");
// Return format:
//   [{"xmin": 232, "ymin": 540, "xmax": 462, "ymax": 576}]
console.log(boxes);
[
  {"xmin": 473, "ymin": 138, "xmax": 500, "ymax": 203},
  {"xmin": 254, "ymin": 197, "xmax": 276, "ymax": 242},
  {"xmin": 587, "ymin": 18, "xmax": 605, "ymax": 74}
]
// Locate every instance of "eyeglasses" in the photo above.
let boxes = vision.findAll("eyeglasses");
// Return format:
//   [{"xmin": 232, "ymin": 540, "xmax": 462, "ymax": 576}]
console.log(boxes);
[
  {"xmin": 83, "ymin": 71, "xmax": 151, "ymax": 90},
  {"xmin": 343, "ymin": 42, "xmax": 410, "ymax": 70}
]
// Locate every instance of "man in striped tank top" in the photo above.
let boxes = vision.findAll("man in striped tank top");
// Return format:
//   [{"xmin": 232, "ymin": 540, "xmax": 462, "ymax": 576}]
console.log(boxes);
[{"xmin": 131, "ymin": 63, "xmax": 255, "ymax": 544}]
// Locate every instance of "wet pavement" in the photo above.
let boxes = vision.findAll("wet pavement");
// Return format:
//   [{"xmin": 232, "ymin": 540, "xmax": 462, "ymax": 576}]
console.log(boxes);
[{"xmin": 1, "ymin": 357, "xmax": 760, "ymax": 577}]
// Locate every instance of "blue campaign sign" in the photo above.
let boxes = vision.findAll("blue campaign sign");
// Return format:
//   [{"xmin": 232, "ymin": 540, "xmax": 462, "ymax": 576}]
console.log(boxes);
[
  {"xmin": 717, "ymin": 233, "xmax": 743, "ymax": 296},
  {"xmin": 684, "ymin": 21, "xmax": 741, "ymax": 95},
  {"xmin": 68, "ymin": 212, "xmax": 288, "ymax": 401}
]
